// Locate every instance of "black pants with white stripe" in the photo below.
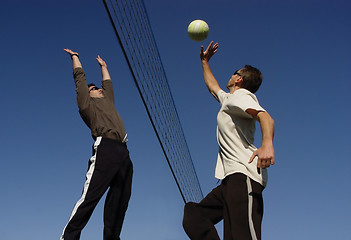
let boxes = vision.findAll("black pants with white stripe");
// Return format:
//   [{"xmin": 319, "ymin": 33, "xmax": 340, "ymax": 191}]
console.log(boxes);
[
  {"xmin": 61, "ymin": 137, "xmax": 133, "ymax": 240},
  {"xmin": 183, "ymin": 173, "xmax": 264, "ymax": 240}
]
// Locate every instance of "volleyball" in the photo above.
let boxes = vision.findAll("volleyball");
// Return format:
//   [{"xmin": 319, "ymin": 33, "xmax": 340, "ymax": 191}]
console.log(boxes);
[{"xmin": 187, "ymin": 20, "xmax": 209, "ymax": 41}]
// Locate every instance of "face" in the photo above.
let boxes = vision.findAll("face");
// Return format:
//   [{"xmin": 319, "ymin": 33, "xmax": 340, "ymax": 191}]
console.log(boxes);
[
  {"xmin": 88, "ymin": 86, "xmax": 104, "ymax": 98},
  {"xmin": 227, "ymin": 69, "xmax": 243, "ymax": 90}
]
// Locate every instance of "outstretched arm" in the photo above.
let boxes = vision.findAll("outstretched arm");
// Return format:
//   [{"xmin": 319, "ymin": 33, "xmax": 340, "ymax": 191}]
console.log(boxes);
[
  {"xmin": 247, "ymin": 109, "xmax": 275, "ymax": 171},
  {"xmin": 96, "ymin": 55, "xmax": 111, "ymax": 81},
  {"xmin": 64, "ymin": 48, "xmax": 90, "ymax": 109},
  {"xmin": 200, "ymin": 41, "xmax": 222, "ymax": 101},
  {"xmin": 97, "ymin": 55, "xmax": 114, "ymax": 101},
  {"xmin": 64, "ymin": 48, "xmax": 82, "ymax": 69}
]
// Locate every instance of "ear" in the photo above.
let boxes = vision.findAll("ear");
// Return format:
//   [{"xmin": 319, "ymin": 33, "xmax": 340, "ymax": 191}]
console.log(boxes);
[{"xmin": 235, "ymin": 76, "xmax": 243, "ymax": 86}]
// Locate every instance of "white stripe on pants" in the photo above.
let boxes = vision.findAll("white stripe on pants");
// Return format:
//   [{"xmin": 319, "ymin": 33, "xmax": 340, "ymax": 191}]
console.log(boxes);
[{"xmin": 60, "ymin": 137, "xmax": 102, "ymax": 240}]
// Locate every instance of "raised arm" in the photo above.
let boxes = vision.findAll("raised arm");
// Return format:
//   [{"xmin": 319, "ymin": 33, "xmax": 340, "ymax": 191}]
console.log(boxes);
[
  {"xmin": 96, "ymin": 55, "xmax": 111, "ymax": 81},
  {"xmin": 247, "ymin": 109, "xmax": 275, "ymax": 171},
  {"xmin": 96, "ymin": 55, "xmax": 114, "ymax": 101},
  {"xmin": 64, "ymin": 48, "xmax": 90, "ymax": 109},
  {"xmin": 200, "ymin": 41, "xmax": 222, "ymax": 101}
]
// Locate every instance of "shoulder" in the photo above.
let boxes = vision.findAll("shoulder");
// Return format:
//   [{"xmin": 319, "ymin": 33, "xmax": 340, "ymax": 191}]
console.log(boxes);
[
  {"xmin": 217, "ymin": 89, "xmax": 230, "ymax": 103},
  {"xmin": 102, "ymin": 79, "xmax": 112, "ymax": 84},
  {"xmin": 102, "ymin": 79, "xmax": 113, "ymax": 88},
  {"xmin": 234, "ymin": 88, "xmax": 256, "ymax": 97},
  {"xmin": 233, "ymin": 88, "xmax": 259, "ymax": 103},
  {"xmin": 226, "ymin": 89, "xmax": 265, "ymax": 115}
]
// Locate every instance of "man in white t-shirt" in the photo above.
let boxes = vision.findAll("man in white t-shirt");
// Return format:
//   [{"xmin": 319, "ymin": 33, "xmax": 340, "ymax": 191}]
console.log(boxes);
[{"xmin": 183, "ymin": 41, "xmax": 275, "ymax": 240}]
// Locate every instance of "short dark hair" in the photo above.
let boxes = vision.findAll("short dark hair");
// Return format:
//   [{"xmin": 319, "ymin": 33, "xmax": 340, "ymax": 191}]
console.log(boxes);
[
  {"xmin": 240, "ymin": 65, "xmax": 263, "ymax": 93},
  {"xmin": 88, "ymin": 83, "xmax": 96, "ymax": 88}
]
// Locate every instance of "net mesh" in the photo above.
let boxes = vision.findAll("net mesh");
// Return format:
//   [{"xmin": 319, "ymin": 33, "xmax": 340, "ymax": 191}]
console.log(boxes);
[{"xmin": 103, "ymin": 0, "xmax": 203, "ymax": 203}]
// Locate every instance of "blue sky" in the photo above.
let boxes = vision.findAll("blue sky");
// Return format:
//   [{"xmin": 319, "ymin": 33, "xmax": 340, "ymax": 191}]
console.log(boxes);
[{"xmin": 1, "ymin": 0, "xmax": 350, "ymax": 239}]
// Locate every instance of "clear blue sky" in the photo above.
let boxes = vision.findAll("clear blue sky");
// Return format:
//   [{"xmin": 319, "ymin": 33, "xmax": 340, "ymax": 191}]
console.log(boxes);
[{"xmin": 1, "ymin": 0, "xmax": 350, "ymax": 239}]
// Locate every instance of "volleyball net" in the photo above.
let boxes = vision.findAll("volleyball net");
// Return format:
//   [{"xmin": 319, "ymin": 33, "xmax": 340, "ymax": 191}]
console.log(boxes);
[{"xmin": 103, "ymin": 0, "xmax": 203, "ymax": 203}]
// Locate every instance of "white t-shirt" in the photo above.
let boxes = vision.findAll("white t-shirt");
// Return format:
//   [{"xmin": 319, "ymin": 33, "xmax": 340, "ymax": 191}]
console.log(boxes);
[{"xmin": 215, "ymin": 88, "xmax": 268, "ymax": 187}]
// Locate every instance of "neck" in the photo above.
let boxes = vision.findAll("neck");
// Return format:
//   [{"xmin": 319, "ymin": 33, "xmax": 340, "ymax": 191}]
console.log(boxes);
[{"xmin": 228, "ymin": 86, "xmax": 241, "ymax": 94}]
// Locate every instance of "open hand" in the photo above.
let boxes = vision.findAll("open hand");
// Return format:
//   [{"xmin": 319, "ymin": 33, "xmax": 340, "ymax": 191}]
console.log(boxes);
[
  {"xmin": 64, "ymin": 48, "xmax": 79, "ymax": 57},
  {"xmin": 96, "ymin": 55, "xmax": 107, "ymax": 67},
  {"xmin": 200, "ymin": 41, "xmax": 218, "ymax": 62}
]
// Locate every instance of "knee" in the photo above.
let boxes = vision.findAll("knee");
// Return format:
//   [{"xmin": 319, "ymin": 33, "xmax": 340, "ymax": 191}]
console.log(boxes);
[
  {"xmin": 184, "ymin": 202, "xmax": 197, "ymax": 212},
  {"xmin": 183, "ymin": 202, "xmax": 198, "ymax": 229}
]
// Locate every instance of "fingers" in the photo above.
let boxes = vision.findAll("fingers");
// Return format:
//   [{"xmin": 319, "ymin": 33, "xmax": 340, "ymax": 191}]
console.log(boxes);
[
  {"xmin": 211, "ymin": 42, "xmax": 219, "ymax": 54},
  {"xmin": 261, "ymin": 159, "xmax": 272, "ymax": 168},
  {"xmin": 205, "ymin": 41, "xmax": 214, "ymax": 52},
  {"xmin": 249, "ymin": 150, "xmax": 257, "ymax": 164},
  {"xmin": 200, "ymin": 41, "xmax": 219, "ymax": 61},
  {"xmin": 96, "ymin": 55, "xmax": 102, "ymax": 62},
  {"xmin": 205, "ymin": 41, "xmax": 219, "ymax": 53},
  {"xmin": 96, "ymin": 55, "xmax": 107, "ymax": 67},
  {"xmin": 270, "ymin": 156, "xmax": 275, "ymax": 165},
  {"xmin": 212, "ymin": 42, "xmax": 219, "ymax": 50},
  {"xmin": 200, "ymin": 45, "xmax": 204, "ymax": 59},
  {"xmin": 64, "ymin": 48, "xmax": 73, "ymax": 54},
  {"xmin": 249, "ymin": 150, "xmax": 274, "ymax": 169},
  {"xmin": 257, "ymin": 158, "xmax": 273, "ymax": 169},
  {"xmin": 64, "ymin": 48, "xmax": 78, "ymax": 56}
]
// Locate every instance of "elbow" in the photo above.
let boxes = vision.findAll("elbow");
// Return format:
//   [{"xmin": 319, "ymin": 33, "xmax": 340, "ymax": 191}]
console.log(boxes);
[
  {"xmin": 258, "ymin": 111, "xmax": 274, "ymax": 126},
  {"xmin": 266, "ymin": 113, "xmax": 275, "ymax": 128},
  {"xmin": 207, "ymin": 84, "xmax": 220, "ymax": 96},
  {"xmin": 270, "ymin": 115, "xmax": 275, "ymax": 125},
  {"xmin": 268, "ymin": 114, "xmax": 275, "ymax": 136},
  {"xmin": 207, "ymin": 87, "xmax": 214, "ymax": 95}
]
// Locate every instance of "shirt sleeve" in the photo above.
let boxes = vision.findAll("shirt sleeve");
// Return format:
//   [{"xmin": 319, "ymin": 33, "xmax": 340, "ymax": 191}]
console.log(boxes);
[
  {"xmin": 73, "ymin": 67, "xmax": 90, "ymax": 110},
  {"xmin": 101, "ymin": 79, "xmax": 114, "ymax": 103},
  {"xmin": 217, "ymin": 89, "xmax": 228, "ymax": 104},
  {"xmin": 228, "ymin": 89, "xmax": 265, "ymax": 118}
]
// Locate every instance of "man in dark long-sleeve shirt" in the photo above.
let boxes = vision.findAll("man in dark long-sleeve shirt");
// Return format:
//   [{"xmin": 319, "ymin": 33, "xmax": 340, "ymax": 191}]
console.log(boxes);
[{"xmin": 60, "ymin": 49, "xmax": 133, "ymax": 240}]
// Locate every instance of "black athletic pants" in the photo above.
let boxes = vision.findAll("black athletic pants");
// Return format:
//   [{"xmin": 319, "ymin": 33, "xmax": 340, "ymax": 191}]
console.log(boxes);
[
  {"xmin": 183, "ymin": 173, "xmax": 264, "ymax": 240},
  {"xmin": 61, "ymin": 137, "xmax": 133, "ymax": 240}
]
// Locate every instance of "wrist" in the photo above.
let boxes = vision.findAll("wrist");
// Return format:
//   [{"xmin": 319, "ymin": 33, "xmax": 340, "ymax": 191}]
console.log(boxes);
[
  {"xmin": 71, "ymin": 53, "xmax": 79, "ymax": 59},
  {"xmin": 261, "ymin": 139, "xmax": 273, "ymax": 147},
  {"xmin": 201, "ymin": 59, "xmax": 210, "ymax": 65}
]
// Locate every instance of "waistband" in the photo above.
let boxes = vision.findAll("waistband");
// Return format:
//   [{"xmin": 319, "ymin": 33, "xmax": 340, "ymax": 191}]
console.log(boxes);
[
  {"xmin": 93, "ymin": 133, "xmax": 128, "ymax": 143},
  {"xmin": 94, "ymin": 136, "xmax": 127, "ymax": 146}
]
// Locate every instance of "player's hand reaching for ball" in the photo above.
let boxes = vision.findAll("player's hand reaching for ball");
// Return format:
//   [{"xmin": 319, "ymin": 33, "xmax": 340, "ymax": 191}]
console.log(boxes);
[
  {"xmin": 200, "ymin": 41, "xmax": 218, "ymax": 62},
  {"xmin": 64, "ymin": 48, "xmax": 82, "ymax": 69},
  {"xmin": 96, "ymin": 55, "xmax": 107, "ymax": 68},
  {"xmin": 64, "ymin": 48, "xmax": 79, "ymax": 58}
]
